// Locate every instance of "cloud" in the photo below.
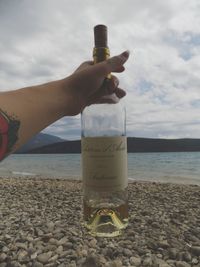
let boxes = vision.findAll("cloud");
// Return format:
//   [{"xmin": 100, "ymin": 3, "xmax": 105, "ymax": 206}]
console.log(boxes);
[
  {"xmin": 1, "ymin": 0, "xmax": 200, "ymax": 139},
  {"xmin": 43, "ymin": 116, "xmax": 81, "ymax": 140}
]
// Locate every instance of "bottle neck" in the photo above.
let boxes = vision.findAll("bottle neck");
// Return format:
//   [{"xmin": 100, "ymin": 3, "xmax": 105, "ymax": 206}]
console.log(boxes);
[{"xmin": 93, "ymin": 47, "xmax": 110, "ymax": 63}]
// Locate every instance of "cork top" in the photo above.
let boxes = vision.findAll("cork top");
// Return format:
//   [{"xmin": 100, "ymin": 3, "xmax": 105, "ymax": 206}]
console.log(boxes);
[{"xmin": 94, "ymin": 24, "xmax": 108, "ymax": 48}]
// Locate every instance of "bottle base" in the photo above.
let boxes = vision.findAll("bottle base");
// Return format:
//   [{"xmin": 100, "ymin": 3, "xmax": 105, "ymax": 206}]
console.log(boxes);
[{"xmin": 84, "ymin": 208, "xmax": 128, "ymax": 237}]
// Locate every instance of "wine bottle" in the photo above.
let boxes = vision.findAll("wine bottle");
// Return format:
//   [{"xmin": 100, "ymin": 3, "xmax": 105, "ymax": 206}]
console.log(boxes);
[{"xmin": 81, "ymin": 25, "xmax": 128, "ymax": 237}]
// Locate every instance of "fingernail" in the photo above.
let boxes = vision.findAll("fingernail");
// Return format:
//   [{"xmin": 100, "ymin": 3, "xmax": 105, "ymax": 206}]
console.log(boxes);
[
  {"xmin": 114, "ymin": 79, "xmax": 118, "ymax": 87},
  {"xmin": 121, "ymin": 50, "xmax": 130, "ymax": 58}
]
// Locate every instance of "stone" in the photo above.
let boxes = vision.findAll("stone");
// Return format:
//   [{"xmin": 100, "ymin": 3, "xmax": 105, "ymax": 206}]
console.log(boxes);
[
  {"xmin": 123, "ymin": 248, "xmax": 132, "ymax": 257},
  {"xmin": 47, "ymin": 221, "xmax": 55, "ymax": 230},
  {"xmin": 176, "ymin": 261, "xmax": 191, "ymax": 267},
  {"xmin": 68, "ymin": 262, "xmax": 76, "ymax": 267},
  {"xmin": 153, "ymin": 258, "xmax": 171, "ymax": 267},
  {"xmin": 33, "ymin": 262, "xmax": 44, "ymax": 267},
  {"xmin": 143, "ymin": 257, "xmax": 152, "ymax": 266},
  {"xmin": 107, "ymin": 259, "xmax": 123, "ymax": 267},
  {"xmin": 56, "ymin": 245, "xmax": 63, "ymax": 254},
  {"xmin": 49, "ymin": 238, "xmax": 58, "ymax": 245},
  {"xmin": 35, "ymin": 228, "xmax": 43, "ymax": 237},
  {"xmin": 37, "ymin": 252, "xmax": 52, "ymax": 264},
  {"xmin": 82, "ymin": 256, "xmax": 99, "ymax": 267},
  {"xmin": 78, "ymin": 249, "xmax": 88, "ymax": 257},
  {"xmin": 168, "ymin": 248, "xmax": 177, "ymax": 259},
  {"xmin": 191, "ymin": 258, "xmax": 199, "ymax": 265},
  {"xmin": 130, "ymin": 256, "xmax": 141, "ymax": 266},
  {"xmin": 64, "ymin": 242, "xmax": 74, "ymax": 249},
  {"xmin": 2, "ymin": 246, "xmax": 9, "ymax": 253},
  {"xmin": 182, "ymin": 251, "xmax": 192, "ymax": 262},
  {"xmin": 18, "ymin": 250, "xmax": 29, "ymax": 262},
  {"xmin": 48, "ymin": 254, "xmax": 58, "ymax": 262},
  {"xmin": 157, "ymin": 240, "xmax": 170, "ymax": 249},
  {"xmin": 166, "ymin": 259, "xmax": 176, "ymax": 266},
  {"xmin": 58, "ymin": 236, "xmax": 68, "ymax": 245},
  {"xmin": 156, "ymin": 253, "xmax": 163, "ymax": 259},
  {"xmin": 30, "ymin": 252, "xmax": 38, "ymax": 260},
  {"xmin": 10, "ymin": 261, "xmax": 21, "ymax": 267},
  {"xmin": 89, "ymin": 238, "xmax": 97, "ymax": 248},
  {"xmin": 0, "ymin": 252, "xmax": 7, "ymax": 262},
  {"xmin": 191, "ymin": 246, "xmax": 200, "ymax": 256},
  {"xmin": 16, "ymin": 242, "xmax": 28, "ymax": 250},
  {"xmin": 4, "ymin": 234, "xmax": 11, "ymax": 239},
  {"xmin": 99, "ymin": 255, "xmax": 107, "ymax": 264}
]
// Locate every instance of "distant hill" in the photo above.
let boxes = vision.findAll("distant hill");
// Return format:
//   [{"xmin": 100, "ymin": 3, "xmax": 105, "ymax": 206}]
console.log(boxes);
[
  {"xmin": 15, "ymin": 133, "xmax": 66, "ymax": 153},
  {"xmin": 23, "ymin": 137, "xmax": 200, "ymax": 154}
]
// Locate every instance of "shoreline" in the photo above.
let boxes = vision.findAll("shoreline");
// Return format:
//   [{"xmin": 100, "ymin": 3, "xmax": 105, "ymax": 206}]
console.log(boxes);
[
  {"xmin": 1, "ymin": 173, "xmax": 200, "ymax": 187},
  {"xmin": 0, "ymin": 177, "xmax": 200, "ymax": 266}
]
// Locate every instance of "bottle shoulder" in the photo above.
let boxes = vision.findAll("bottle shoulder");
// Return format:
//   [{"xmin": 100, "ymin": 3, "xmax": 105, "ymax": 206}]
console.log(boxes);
[
  {"xmin": 81, "ymin": 103, "xmax": 126, "ymax": 137},
  {"xmin": 82, "ymin": 103, "xmax": 125, "ymax": 117}
]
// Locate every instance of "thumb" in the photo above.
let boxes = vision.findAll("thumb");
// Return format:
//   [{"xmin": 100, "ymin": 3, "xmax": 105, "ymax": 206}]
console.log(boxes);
[{"xmin": 92, "ymin": 50, "xmax": 130, "ymax": 76}]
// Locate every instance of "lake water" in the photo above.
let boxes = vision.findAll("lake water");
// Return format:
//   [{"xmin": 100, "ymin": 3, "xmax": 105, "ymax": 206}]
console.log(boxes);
[{"xmin": 0, "ymin": 152, "xmax": 200, "ymax": 185}]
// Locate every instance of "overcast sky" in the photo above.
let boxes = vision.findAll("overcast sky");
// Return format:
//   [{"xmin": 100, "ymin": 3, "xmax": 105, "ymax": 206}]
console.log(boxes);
[{"xmin": 1, "ymin": 0, "xmax": 200, "ymax": 140}]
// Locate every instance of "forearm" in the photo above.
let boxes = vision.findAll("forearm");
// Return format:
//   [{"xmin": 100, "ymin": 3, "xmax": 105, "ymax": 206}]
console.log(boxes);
[
  {"xmin": 0, "ymin": 78, "xmax": 69, "ymax": 159},
  {"xmin": 0, "ymin": 51, "xmax": 129, "ymax": 161}
]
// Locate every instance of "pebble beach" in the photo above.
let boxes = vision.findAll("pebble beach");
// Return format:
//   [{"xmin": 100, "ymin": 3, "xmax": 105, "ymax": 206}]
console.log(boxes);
[{"xmin": 0, "ymin": 177, "xmax": 200, "ymax": 267}]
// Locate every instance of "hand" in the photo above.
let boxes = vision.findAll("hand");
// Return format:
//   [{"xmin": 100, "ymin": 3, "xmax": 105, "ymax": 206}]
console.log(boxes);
[{"xmin": 64, "ymin": 50, "xmax": 130, "ymax": 116}]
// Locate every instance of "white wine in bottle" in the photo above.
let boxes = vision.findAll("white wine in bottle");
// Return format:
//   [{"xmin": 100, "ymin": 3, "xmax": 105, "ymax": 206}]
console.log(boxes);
[{"xmin": 81, "ymin": 25, "xmax": 128, "ymax": 237}]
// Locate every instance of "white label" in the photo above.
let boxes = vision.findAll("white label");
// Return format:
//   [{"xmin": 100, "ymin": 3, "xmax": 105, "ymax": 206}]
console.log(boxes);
[{"xmin": 81, "ymin": 136, "xmax": 128, "ymax": 191}]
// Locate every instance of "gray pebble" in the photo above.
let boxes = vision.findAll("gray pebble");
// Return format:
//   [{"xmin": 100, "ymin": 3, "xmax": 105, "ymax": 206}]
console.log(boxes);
[
  {"xmin": 30, "ymin": 252, "xmax": 38, "ymax": 260},
  {"xmin": 48, "ymin": 254, "xmax": 58, "ymax": 262},
  {"xmin": 37, "ymin": 252, "xmax": 52, "ymax": 264},
  {"xmin": 123, "ymin": 248, "xmax": 132, "ymax": 257},
  {"xmin": 0, "ymin": 253, "xmax": 7, "ymax": 262},
  {"xmin": 182, "ymin": 251, "xmax": 192, "ymax": 262},
  {"xmin": 10, "ymin": 261, "xmax": 21, "ymax": 267},
  {"xmin": 157, "ymin": 240, "xmax": 170, "ymax": 249},
  {"xmin": 109, "ymin": 259, "xmax": 123, "ymax": 267},
  {"xmin": 143, "ymin": 257, "xmax": 152, "ymax": 266},
  {"xmin": 168, "ymin": 248, "xmax": 177, "ymax": 259},
  {"xmin": 176, "ymin": 261, "xmax": 191, "ymax": 267},
  {"xmin": 68, "ymin": 261, "xmax": 77, "ymax": 267},
  {"xmin": 33, "ymin": 262, "xmax": 44, "ymax": 267},
  {"xmin": 49, "ymin": 238, "xmax": 58, "ymax": 245},
  {"xmin": 56, "ymin": 245, "xmax": 63, "ymax": 254},
  {"xmin": 47, "ymin": 221, "xmax": 55, "ymax": 230},
  {"xmin": 152, "ymin": 257, "xmax": 171, "ymax": 267},
  {"xmin": 82, "ymin": 255, "xmax": 99, "ymax": 267},
  {"xmin": 130, "ymin": 256, "xmax": 141, "ymax": 266},
  {"xmin": 2, "ymin": 246, "xmax": 9, "ymax": 253},
  {"xmin": 64, "ymin": 241, "xmax": 74, "ymax": 249},
  {"xmin": 191, "ymin": 246, "xmax": 200, "ymax": 256},
  {"xmin": 18, "ymin": 250, "xmax": 29, "ymax": 262},
  {"xmin": 58, "ymin": 236, "xmax": 68, "ymax": 245},
  {"xmin": 191, "ymin": 257, "xmax": 199, "ymax": 265},
  {"xmin": 16, "ymin": 242, "xmax": 28, "ymax": 250},
  {"xmin": 89, "ymin": 238, "xmax": 97, "ymax": 248}
]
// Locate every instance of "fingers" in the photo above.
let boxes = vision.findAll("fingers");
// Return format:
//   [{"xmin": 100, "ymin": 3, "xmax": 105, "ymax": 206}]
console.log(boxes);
[
  {"xmin": 90, "ymin": 50, "xmax": 130, "ymax": 77},
  {"xmin": 106, "ymin": 50, "xmax": 130, "ymax": 73},
  {"xmin": 95, "ymin": 94, "xmax": 120, "ymax": 104},
  {"xmin": 74, "ymin": 61, "xmax": 93, "ymax": 72},
  {"xmin": 105, "ymin": 76, "xmax": 119, "ymax": 94},
  {"xmin": 88, "ymin": 90, "xmax": 126, "ymax": 105},
  {"xmin": 87, "ymin": 79, "xmax": 126, "ymax": 106}
]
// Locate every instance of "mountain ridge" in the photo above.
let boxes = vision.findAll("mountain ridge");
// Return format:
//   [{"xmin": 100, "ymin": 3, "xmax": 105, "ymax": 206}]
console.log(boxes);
[
  {"xmin": 18, "ymin": 136, "xmax": 200, "ymax": 154},
  {"xmin": 15, "ymin": 133, "xmax": 66, "ymax": 153}
]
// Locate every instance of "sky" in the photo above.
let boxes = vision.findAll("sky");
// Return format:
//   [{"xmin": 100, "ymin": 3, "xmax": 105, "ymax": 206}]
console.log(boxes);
[{"xmin": 1, "ymin": 0, "xmax": 200, "ymax": 140}]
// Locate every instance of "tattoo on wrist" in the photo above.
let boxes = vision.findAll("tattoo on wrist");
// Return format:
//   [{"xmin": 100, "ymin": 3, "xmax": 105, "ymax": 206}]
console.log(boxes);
[{"xmin": 0, "ymin": 109, "xmax": 20, "ymax": 161}]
